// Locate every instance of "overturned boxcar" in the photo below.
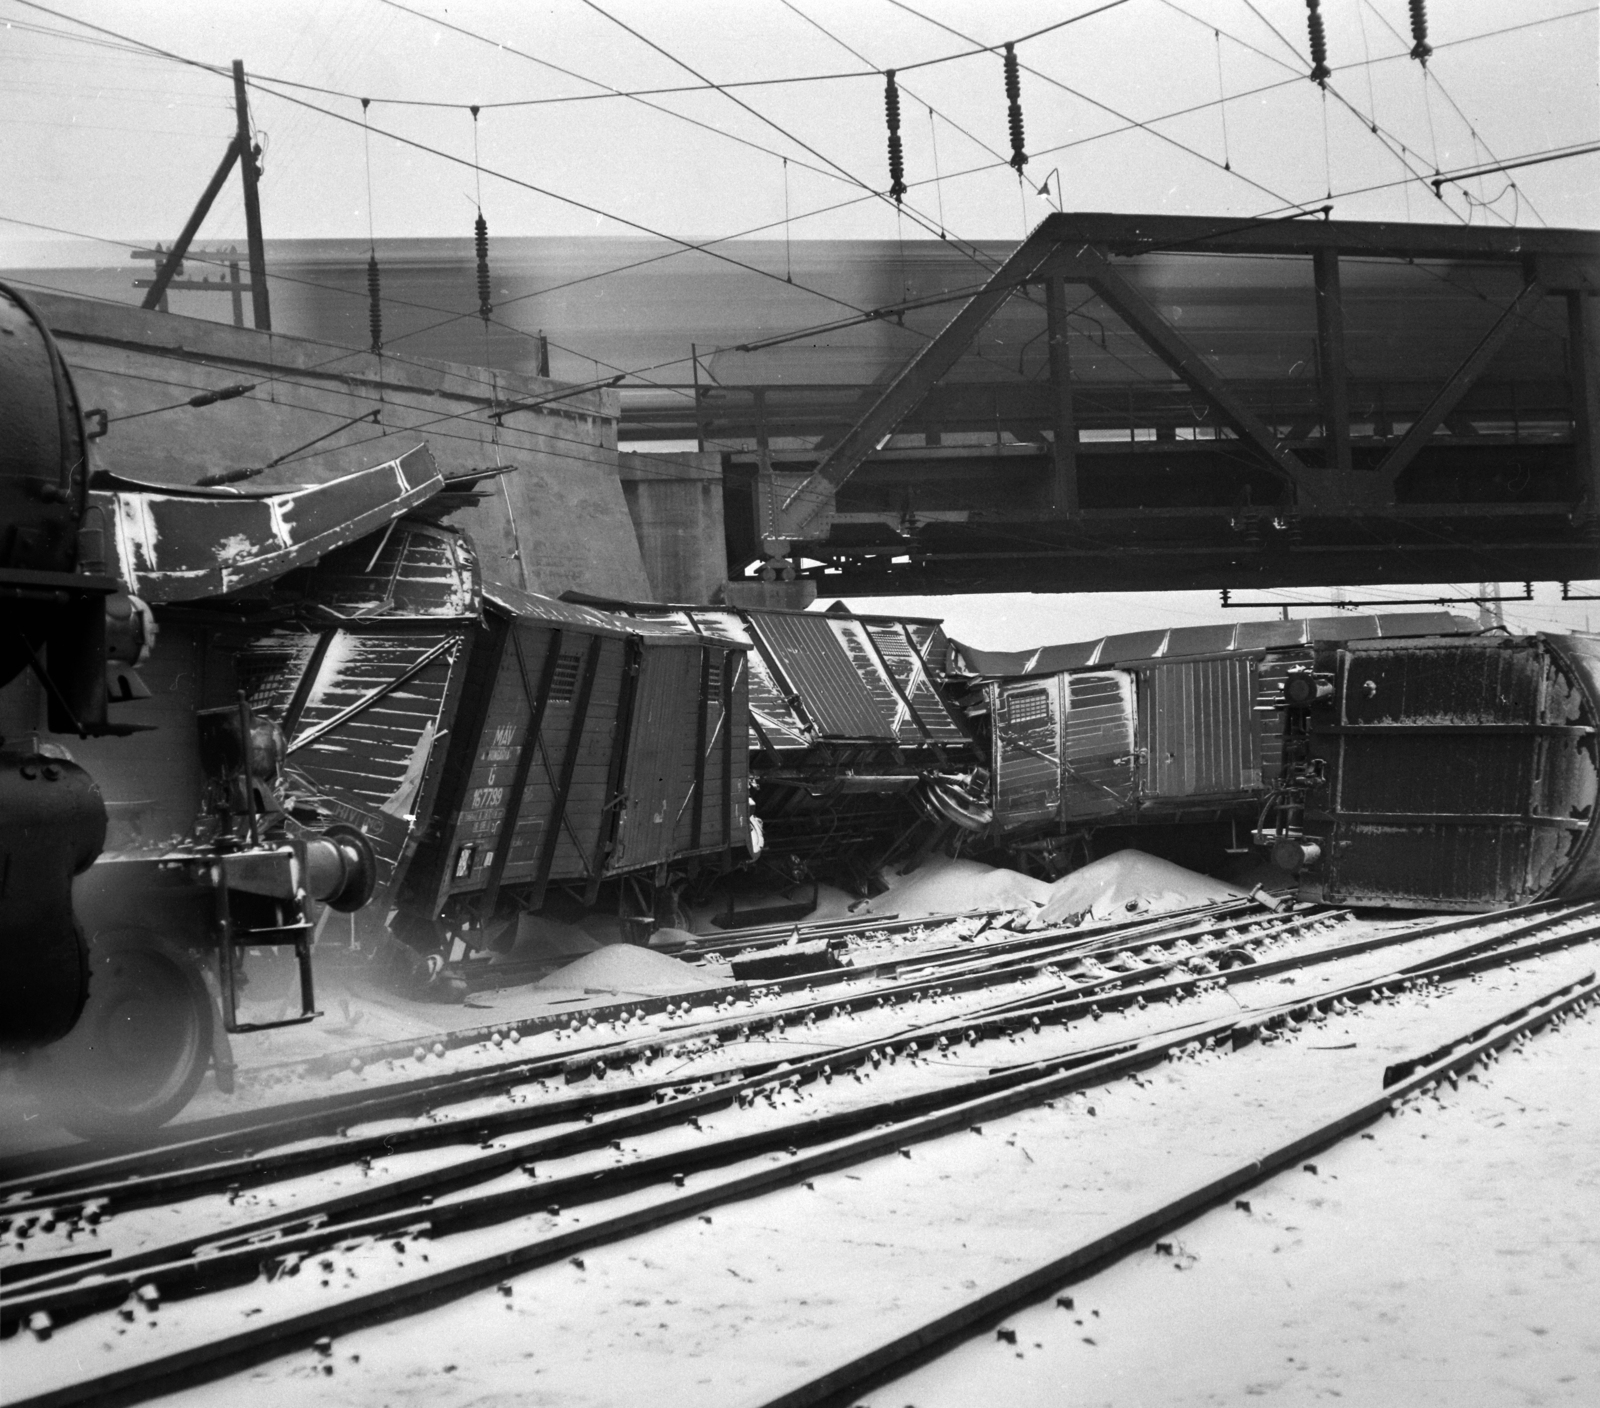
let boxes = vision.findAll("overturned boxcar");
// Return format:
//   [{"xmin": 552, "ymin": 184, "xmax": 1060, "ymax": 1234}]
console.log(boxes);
[
  {"xmin": 242, "ymin": 524, "xmax": 752, "ymax": 957},
  {"xmin": 963, "ymin": 614, "xmax": 1468, "ymax": 850},
  {"xmin": 956, "ymin": 614, "xmax": 1600, "ymax": 912},
  {"xmin": 1270, "ymin": 632, "xmax": 1600, "ymax": 911},
  {"xmin": 569, "ymin": 597, "xmax": 982, "ymax": 889}
]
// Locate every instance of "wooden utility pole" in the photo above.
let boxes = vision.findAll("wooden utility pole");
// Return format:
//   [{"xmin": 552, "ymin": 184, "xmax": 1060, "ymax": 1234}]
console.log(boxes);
[
  {"xmin": 138, "ymin": 61, "xmax": 271, "ymax": 330},
  {"xmin": 232, "ymin": 60, "xmax": 271, "ymax": 331}
]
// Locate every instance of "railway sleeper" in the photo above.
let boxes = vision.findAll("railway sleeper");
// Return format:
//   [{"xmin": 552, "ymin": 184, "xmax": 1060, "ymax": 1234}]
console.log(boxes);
[
  {"xmin": 9, "ymin": 963, "xmax": 1596, "ymax": 1408},
  {"xmin": 0, "ymin": 905, "xmax": 1318, "ymax": 1216},
  {"xmin": 1, "ymin": 902, "xmax": 1579, "ymax": 1234},
  {"xmin": 7, "ymin": 914, "xmax": 1599, "ymax": 1343}
]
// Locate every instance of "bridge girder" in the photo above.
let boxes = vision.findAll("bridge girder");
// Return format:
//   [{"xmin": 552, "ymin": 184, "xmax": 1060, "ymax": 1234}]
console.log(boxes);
[{"xmin": 703, "ymin": 212, "xmax": 1600, "ymax": 596}]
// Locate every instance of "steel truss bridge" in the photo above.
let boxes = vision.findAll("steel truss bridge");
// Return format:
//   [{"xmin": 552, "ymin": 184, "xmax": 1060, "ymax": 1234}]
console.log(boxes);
[{"xmin": 619, "ymin": 213, "xmax": 1600, "ymax": 596}]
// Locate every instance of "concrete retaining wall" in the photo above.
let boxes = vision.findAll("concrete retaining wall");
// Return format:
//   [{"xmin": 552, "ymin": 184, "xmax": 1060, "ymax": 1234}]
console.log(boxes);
[{"xmin": 31, "ymin": 291, "xmax": 651, "ymax": 601}]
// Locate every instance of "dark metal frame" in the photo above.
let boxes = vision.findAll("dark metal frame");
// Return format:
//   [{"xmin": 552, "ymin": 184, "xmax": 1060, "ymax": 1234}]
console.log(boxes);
[{"xmin": 757, "ymin": 211, "xmax": 1599, "ymax": 552}]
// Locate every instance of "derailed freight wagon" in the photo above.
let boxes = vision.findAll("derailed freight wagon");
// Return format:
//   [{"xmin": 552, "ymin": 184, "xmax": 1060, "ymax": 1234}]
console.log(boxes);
[
  {"xmin": 956, "ymin": 613, "xmax": 1480, "ymax": 877},
  {"xmin": 570, "ymin": 597, "xmax": 982, "ymax": 890},
  {"xmin": 243, "ymin": 526, "xmax": 751, "ymax": 976},
  {"xmin": 399, "ymin": 587, "xmax": 750, "ymax": 945},
  {"xmin": 1267, "ymin": 632, "xmax": 1600, "ymax": 911}
]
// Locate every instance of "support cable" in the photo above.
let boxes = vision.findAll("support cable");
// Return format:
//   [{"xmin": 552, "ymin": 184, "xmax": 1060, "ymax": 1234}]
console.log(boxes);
[
  {"xmin": 1361, "ymin": 0, "xmax": 1548, "ymax": 228},
  {"xmin": 1214, "ymin": 30, "xmax": 1232, "ymax": 171}
]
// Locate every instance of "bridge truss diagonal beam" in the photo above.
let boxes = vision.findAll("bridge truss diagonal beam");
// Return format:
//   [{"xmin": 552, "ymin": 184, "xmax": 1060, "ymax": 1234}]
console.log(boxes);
[
  {"xmin": 776, "ymin": 222, "xmax": 1322, "ymax": 542},
  {"xmin": 776, "ymin": 233, "xmax": 1064, "ymax": 540},
  {"xmin": 1376, "ymin": 279, "xmax": 1547, "ymax": 486},
  {"xmin": 1060, "ymin": 244, "xmax": 1306, "ymax": 494}
]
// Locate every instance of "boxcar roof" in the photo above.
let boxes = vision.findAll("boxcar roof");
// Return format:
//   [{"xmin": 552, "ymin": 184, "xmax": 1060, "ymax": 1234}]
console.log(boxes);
[
  {"xmin": 953, "ymin": 611, "xmax": 1479, "ymax": 678},
  {"xmin": 487, "ymin": 582, "xmax": 747, "ymax": 647}
]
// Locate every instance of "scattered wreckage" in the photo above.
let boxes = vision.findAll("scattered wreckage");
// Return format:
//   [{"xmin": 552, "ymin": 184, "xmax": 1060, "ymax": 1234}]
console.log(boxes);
[{"xmin": 5, "ymin": 274, "xmax": 1598, "ymax": 1136}]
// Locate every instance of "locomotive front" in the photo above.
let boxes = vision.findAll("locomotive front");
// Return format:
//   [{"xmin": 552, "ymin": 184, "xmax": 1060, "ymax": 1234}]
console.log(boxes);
[{"xmin": 0, "ymin": 282, "xmax": 377, "ymax": 1138}]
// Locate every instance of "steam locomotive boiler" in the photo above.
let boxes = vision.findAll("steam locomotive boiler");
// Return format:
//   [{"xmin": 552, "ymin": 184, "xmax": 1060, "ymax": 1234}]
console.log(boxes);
[{"xmin": 0, "ymin": 281, "xmax": 378, "ymax": 1138}]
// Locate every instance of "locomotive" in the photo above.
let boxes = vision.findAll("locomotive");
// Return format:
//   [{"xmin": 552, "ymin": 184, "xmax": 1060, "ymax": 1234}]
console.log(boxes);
[{"xmin": 1, "ymin": 281, "xmax": 379, "ymax": 1138}]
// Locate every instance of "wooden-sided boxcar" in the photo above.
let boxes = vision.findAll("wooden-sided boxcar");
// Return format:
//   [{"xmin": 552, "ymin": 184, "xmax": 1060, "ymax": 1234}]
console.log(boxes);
[
  {"xmin": 398, "ymin": 583, "xmax": 750, "ymax": 945},
  {"xmin": 569, "ymin": 597, "xmax": 980, "ymax": 887},
  {"xmin": 243, "ymin": 522, "xmax": 751, "ymax": 955}
]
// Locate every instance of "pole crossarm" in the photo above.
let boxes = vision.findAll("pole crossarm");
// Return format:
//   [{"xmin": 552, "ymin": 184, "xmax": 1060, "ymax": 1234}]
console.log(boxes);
[
  {"xmin": 1063, "ymin": 244, "xmax": 1307, "ymax": 493},
  {"xmin": 776, "ymin": 229, "xmax": 1066, "ymax": 540}
]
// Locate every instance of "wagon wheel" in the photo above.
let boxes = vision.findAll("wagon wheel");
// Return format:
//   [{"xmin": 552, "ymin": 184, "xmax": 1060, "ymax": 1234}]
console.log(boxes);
[{"xmin": 41, "ymin": 929, "xmax": 214, "ymax": 1142}]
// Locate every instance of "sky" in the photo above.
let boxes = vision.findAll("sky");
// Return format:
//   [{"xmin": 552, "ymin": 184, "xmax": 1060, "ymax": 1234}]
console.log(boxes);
[{"xmin": 2, "ymin": 0, "xmax": 1597, "ymax": 644}]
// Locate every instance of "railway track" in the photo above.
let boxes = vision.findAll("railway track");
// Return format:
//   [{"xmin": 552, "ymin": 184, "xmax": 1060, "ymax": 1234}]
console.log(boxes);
[{"xmin": 3, "ymin": 897, "xmax": 1598, "ymax": 1408}]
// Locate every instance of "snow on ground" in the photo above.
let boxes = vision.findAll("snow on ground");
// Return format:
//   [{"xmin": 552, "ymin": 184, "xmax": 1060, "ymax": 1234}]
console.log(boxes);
[
  {"xmin": 873, "ymin": 973, "xmax": 1600, "ymax": 1407},
  {"xmin": 532, "ymin": 946, "xmax": 729, "ymax": 996},
  {"xmin": 34, "ymin": 937, "xmax": 1590, "ymax": 1408},
  {"xmin": 862, "ymin": 856, "xmax": 1055, "ymax": 917},
  {"xmin": 1035, "ymin": 850, "xmax": 1248, "ymax": 926}
]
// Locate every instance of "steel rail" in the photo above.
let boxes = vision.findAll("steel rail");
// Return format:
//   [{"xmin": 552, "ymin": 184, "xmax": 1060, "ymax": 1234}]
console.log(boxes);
[
  {"xmin": 0, "ymin": 899, "xmax": 1257, "ymax": 1191},
  {"xmin": 750, "ymin": 972, "xmax": 1600, "ymax": 1408},
  {"xmin": 0, "ymin": 899, "xmax": 1280, "ymax": 1198},
  {"xmin": 8, "ymin": 937, "xmax": 1596, "ymax": 1408},
  {"xmin": 0, "ymin": 896, "xmax": 1565, "ymax": 1241},
  {"xmin": 0, "ymin": 906, "xmax": 1327, "ymax": 1225},
  {"xmin": 0, "ymin": 899, "xmax": 1564, "ymax": 1227},
  {"xmin": 8, "ymin": 906, "xmax": 1597, "ymax": 1349}
]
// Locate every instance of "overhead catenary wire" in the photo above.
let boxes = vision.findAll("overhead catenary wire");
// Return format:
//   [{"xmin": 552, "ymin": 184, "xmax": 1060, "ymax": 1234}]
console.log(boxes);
[
  {"xmin": 569, "ymin": 0, "xmax": 1003, "ymax": 276},
  {"xmin": 1157, "ymin": 0, "xmax": 1473, "ymax": 225},
  {"xmin": 6, "ymin": 0, "xmax": 1587, "ymax": 512},
  {"xmin": 13, "ymin": 0, "xmax": 1575, "ymax": 352},
  {"xmin": 887, "ymin": 0, "xmax": 1306, "ymax": 214},
  {"xmin": 1360, "ymin": 0, "xmax": 1549, "ymax": 228},
  {"xmin": 11, "ymin": 0, "xmax": 882, "ymax": 326}
]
